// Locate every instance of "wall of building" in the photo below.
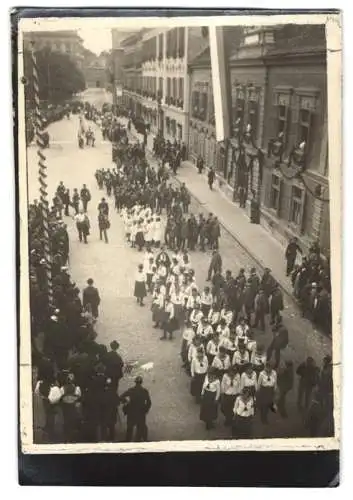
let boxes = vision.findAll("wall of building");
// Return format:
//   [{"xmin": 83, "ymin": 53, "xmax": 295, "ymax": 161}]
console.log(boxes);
[{"xmin": 260, "ymin": 56, "xmax": 329, "ymax": 253}]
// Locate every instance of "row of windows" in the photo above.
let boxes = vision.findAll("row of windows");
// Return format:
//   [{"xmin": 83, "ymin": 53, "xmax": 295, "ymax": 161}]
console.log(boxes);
[
  {"xmin": 269, "ymin": 174, "xmax": 305, "ymax": 228},
  {"xmin": 232, "ymin": 85, "xmax": 318, "ymax": 155},
  {"xmin": 141, "ymin": 28, "xmax": 186, "ymax": 63},
  {"xmin": 165, "ymin": 118, "xmax": 183, "ymax": 140},
  {"xmin": 123, "ymin": 75, "xmax": 184, "ymax": 107}
]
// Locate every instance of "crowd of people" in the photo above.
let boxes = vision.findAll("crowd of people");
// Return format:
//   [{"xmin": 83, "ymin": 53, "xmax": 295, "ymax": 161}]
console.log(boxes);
[
  {"xmin": 96, "ymin": 114, "xmax": 334, "ymax": 438},
  {"xmin": 29, "ymin": 102, "xmax": 334, "ymax": 444},
  {"xmin": 285, "ymin": 237, "xmax": 332, "ymax": 335}
]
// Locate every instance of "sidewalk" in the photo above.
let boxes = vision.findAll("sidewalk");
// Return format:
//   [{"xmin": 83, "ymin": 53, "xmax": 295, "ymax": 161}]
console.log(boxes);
[{"xmin": 176, "ymin": 161, "xmax": 294, "ymax": 297}]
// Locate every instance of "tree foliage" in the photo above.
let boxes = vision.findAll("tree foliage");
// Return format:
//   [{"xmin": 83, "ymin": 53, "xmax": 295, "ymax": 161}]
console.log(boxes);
[{"xmin": 23, "ymin": 47, "xmax": 86, "ymax": 108}]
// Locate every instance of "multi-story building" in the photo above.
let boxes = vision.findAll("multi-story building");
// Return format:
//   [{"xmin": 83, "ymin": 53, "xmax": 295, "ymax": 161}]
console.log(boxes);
[
  {"xmin": 23, "ymin": 30, "xmax": 85, "ymax": 69},
  {"xmin": 191, "ymin": 25, "xmax": 329, "ymax": 256},
  {"xmin": 115, "ymin": 26, "xmax": 208, "ymax": 141}
]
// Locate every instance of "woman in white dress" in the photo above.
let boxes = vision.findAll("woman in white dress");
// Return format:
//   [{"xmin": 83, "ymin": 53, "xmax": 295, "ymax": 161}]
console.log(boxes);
[{"xmin": 134, "ymin": 264, "xmax": 147, "ymax": 306}]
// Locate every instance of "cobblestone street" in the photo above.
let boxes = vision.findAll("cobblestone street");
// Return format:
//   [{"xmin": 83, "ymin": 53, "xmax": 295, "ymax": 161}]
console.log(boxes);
[{"xmin": 28, "ymin": 90, "xmax": 331, "ymax": 442}]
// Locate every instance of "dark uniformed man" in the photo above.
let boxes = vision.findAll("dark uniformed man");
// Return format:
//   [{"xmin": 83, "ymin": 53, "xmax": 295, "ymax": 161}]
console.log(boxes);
[
  {"xmin": 83, "ymin": 278, "xmax": 101, "ymax": 319},
  {"xmin": 120, "ymin": 376, "xmax": 152, "ymax": 442},
  {"xmin": 80, "ymin": 184, "xmax": 91, "ymax": 213}
]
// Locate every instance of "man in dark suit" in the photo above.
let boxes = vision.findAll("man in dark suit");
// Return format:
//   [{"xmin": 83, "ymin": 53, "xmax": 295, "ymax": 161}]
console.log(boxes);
[
  {"xmin": 120, "ymin": 376, "xmax": 152, "ymax": 442},
  {"xmin": 104, "ymin": 341, "xmax": 124, "ymax": 393},
  {"xmin": 83, "ymin": 278, "xmax": 101, "ymax": 319}
]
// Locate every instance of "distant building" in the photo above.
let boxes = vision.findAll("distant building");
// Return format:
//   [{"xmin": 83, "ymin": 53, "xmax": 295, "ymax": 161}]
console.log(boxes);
[
  {"xmin": 81, "ymin": 49, "xmax": 109, "ymax": 88},
  {"xmin": 23, "ymin": 30, "xmax": 84, "ymax": 69},
  {"xmin": 114, "ymin": 26, "xmax": 209, "ymax": 141}
]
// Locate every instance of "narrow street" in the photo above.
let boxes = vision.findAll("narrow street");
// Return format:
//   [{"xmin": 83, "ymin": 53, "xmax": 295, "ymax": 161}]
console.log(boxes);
[{"xmin": 28, "ymin": 89, "xmax": 325, "ymax": 441}]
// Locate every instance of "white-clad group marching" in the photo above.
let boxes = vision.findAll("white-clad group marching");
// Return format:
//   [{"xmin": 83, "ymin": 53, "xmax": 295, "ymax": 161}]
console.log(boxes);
[
  {"xmin": 121, "ymin": 203, "xmax": 164, "ymax": 251},
  {"xmin": 130, "ymin": 238, "xmax": 279, "ymax": 438}
]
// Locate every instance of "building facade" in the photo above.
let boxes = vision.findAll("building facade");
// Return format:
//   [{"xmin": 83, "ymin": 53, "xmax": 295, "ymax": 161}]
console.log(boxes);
[
  {"xmin": 115, "ymin": 27, "xmax": 208, "ymax": 141},
  {"xmin": 23, "ymin": 30, "xmax": 84, "ymax": 69},
  {"xmin": 197, "ymin": 25, "xmax": 329, "ymax": 256}
]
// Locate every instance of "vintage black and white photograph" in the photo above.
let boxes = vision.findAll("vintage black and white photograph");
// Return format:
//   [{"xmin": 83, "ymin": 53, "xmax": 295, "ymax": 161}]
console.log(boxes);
[{"xmin": 17, "ymin": 13, "xmax": 341, "ymax": 452}]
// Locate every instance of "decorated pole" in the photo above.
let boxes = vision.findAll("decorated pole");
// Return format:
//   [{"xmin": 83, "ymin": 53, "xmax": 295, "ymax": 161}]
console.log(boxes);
[{"xmin": 30, "ymin": 41, "xmax": 54, "ymax": 308}]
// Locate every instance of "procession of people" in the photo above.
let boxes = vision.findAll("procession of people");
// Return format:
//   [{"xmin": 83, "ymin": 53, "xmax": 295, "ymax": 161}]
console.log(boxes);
[{"xmin": 29, "ymin": 101, "xmax": 333, "ymax": 444}]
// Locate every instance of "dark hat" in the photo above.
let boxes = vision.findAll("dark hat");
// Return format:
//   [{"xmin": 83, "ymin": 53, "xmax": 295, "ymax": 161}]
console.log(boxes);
[{"xmin": 135, "ymin": 376, "xmax": 143, "ymax": 385}]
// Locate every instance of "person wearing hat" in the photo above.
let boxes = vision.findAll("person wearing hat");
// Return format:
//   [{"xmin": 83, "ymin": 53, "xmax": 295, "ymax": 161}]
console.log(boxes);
[
  {"xmin": 261, "ymin": 268, "xmax": 276, "ymax": 298},
  {"xmin": 103, "ymin": 341, "xmax": 124, "ymax": 394},
  {"xmin": 266, "ymin": 323, "xmax": 289, "ymax": 369},
  {"xmin": 232, "ymin": 387, "xmax": 255, "ymax": 438},
  {"xmin": 269, "ymin": 283, "xmax": 284, "ymax": 325},
  {"xmin": 98, "ymin": 197, "xmax": 109, "ymax": 216},
  {"xmin": 83, "ymin": 278, "xmax": 101, "ymax": 319},
  {"xmin": 207, "ymin": 249, "xmax": 223, "ymax": 282},
  {"xmin": 200, "ymin": 368, "xmax": 221, "ymax": 430},
  {"xmin": 189, "ymin": 303, "xmax": 204, "ymax": 330},
  {"xmin": 253, "ymin": 288, "xmax": 269, "ymax": 332},
  {"xmin": 120, "ymin": 376, "xmax": 152, "ymax": 442},
  {"xmin": 134, "ymin": 264, "xmax": 147, "ymax": 306},
  {"xmin": 98, "ymin": 208, "xmax": 110, "ymax": 244},
  {"xmin": 285, "ymin": 237, "xmax": 302, "ymax": 276},
  {"xmin": 221, "ymin": 365, "xmax": 241, "ymax": 426},
  {"xmin": 80, "ymin": 184, "xmax": 91, "ymax": 213},
  {"xmin": 296, "ymin": 356, "xmax": 320, "ymax": 411}
]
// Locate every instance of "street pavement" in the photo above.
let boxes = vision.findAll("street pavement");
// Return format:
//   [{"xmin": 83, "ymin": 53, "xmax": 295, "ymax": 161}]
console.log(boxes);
[{"xmin": 28, "ymin": 89, "xmax": 330, "ymax": 442}]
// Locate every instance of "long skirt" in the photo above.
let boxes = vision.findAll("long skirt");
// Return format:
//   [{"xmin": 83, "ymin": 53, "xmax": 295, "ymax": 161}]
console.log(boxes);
[
  {"xmin": 164, "ymin": 316, "xmax": 178, "ymax": 333},
  {"xmin": 257, "ymin": 386, "xmax": 275, "ymax": 410},
  {"xmin": 134, "ymin": 281, "xmax": 147, "ymax": 299},
  {"xmin": 190, "ymin": 373, "xmax": 206, "ymax": 399},
  {"xmin": 232, "ymin": 415, "xmax": 253, "ymax": 439},
  {"xmin": 151, "ymin": 304, "xmax": 163, "ymax": 324},
  {"xmin": 136, "ymin": 231, "xmax": 145, "ymax": 248},
  {"xmin": 221, "ymin": 393, "xmax": 237, "ymax": 420},
  {"xmin": 173, "ymin": 303, "xmax": 185, "ymax": 328},
  {"xmin": 200, "ymin": 389, "xmax": 218, "ymax": 423}
]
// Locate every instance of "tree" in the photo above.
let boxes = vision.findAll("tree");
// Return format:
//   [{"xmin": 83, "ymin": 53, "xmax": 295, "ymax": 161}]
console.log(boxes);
[{"xmin": 23, "ymin": 47, "xmax": 86, "ymax": 108}]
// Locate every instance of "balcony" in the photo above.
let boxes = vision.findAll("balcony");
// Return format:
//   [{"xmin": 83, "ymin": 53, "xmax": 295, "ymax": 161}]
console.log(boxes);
[{"xmin": 164, "ymin": 96, "xmax": 184, "ymax": 110}]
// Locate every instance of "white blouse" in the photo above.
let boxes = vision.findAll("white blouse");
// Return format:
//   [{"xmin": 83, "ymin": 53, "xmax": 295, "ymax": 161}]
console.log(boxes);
[
  {"xmin": 220, "ymin": 309, "xmax": 233, "ymax": 326},
  {"xmin": 182, "ymin": 327, "xmax": 195, "ymax": 343},
  {"xmin": 201, "ymin": 376, "xmax": 221, "ymax": 401},
  {"xmin": 190, "ymin": 356, "xmax": 209, "ymax": 377},
  {"xmin": 251, "ymin": 352, "xmax": 267, "ymax": 367},
  {"xmin": 190, "ymin": 309, "xmax": 204, "ymax": 325},
  {"xmin": 233, "ymin": 395, "xmax": 255, "ymax": 417},
  {"xmin": 135, "ymin": 271, "xmax": 146, "ymax": 283},
  {"xmin": 212, "ymin": 354, "xmax": 231, "ymax": 372},
  {"xmin": 240, "ymin": 371, "xmax": 258, "ymax": 392},
  {"xmin": 217, "ymin": 325, "xmax": 230, "ymax": 339},
  {"xmin": 258, "ymin": 370, "xmax": 278, "ymax": 390},
  {"xmin": 235, "ymin": 324, "xmax": 250, "ymax": 338},
  {"xmin": 201, "ymin": 292, "xmax": 213, "ymax": 306},
  {"xmin": 206, "ymin": 339, "xmax": 220, "ymax": 356},
  {"xmin": 208, "ymin": 309, "xmax": 221, "ymax": 325},
  {"xmin": 221, "ymin": 373, "xmax": 241, "ymax": 395},
  {"xmin": 164, "ymin": 302, "xmax": 175, "ymax": 319},
  {"xmin": 197, "ymin": 323, "xmax": 214, "ymax": 339},
  {"xmin": 186, "ymin": 295, "xmax": 201, "ymax": 310},
  {"xmin": 220, "ymin": 336, "xmax": 237, "ymax": 352},
  {"xmin": 232, "ymin": 350, "xmax": 250, "ymax": 366}
]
